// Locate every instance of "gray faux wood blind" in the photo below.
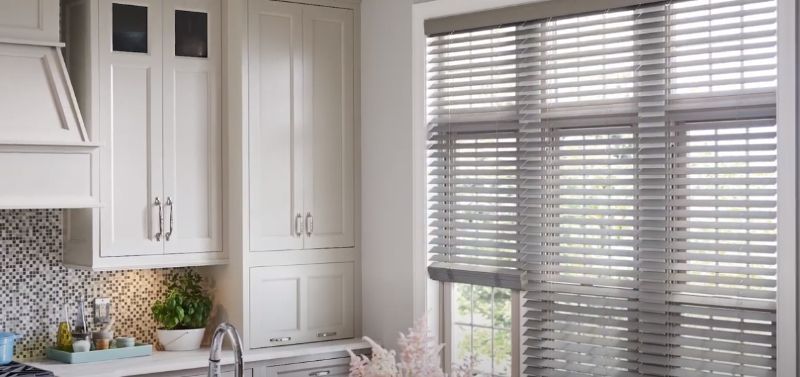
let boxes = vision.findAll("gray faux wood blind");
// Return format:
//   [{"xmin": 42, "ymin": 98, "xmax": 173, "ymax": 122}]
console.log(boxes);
[
  {"xmin": 426, "ymin": 0, "xmax": 778, "ymax": 375},
  {"xmin": 519, "ymin": 0, "xmax": 778, "ymax": 376},
  {"xmin": 426, "ymin": 25, "xmax": 523, "ymax": 289}
]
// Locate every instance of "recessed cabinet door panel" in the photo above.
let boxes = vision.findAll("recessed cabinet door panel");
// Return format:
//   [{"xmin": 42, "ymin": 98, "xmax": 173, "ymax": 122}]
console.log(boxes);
[
  {"xmin": 249, "ymin": 263, "xmax": 353, "ymax": 349},
  {"xmin": 163, "ymin": 0, "xmax": 221, "ymax": 254},
  {"xmin": 302, "ymin": 6, "xmax": 354, "ymax": 249},
  {"xmin": 248, "ymin": 0, "xmax": 304, "ymax": 252},
  {"xmin": 99, "ymin": 0, "xmax": 164, "ymax": 257}
]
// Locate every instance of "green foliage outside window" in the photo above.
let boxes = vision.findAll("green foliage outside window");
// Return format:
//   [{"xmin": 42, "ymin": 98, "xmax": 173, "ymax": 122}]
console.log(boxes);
[{"xmin": 453, "ymin": 284, "xmax": 512, "ymax": 376}]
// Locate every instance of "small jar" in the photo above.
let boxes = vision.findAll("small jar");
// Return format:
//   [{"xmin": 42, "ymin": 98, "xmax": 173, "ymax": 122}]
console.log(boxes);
[
  {"xmin": 94, "ymin": 338, "xmax": 110, "ymax": 350},
  {"xmin": 72, "ymin": 340, "xmax": 90, "ymax": 353}
]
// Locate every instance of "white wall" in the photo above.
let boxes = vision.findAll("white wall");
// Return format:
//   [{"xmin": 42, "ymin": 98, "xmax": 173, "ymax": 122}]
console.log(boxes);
[{"xmin": 360, "ymin": 0, "xmax": 416, "ymax": 351}]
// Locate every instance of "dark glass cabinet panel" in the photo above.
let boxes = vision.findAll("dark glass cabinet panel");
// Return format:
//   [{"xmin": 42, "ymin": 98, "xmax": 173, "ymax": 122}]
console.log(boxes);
[
  {"xmin": 175, "ymin": 10, "xmax": 208, "ymax": 58},
  {"xmin": 112, "ymin": 3, "xmax": 148, "ymax": 53}
]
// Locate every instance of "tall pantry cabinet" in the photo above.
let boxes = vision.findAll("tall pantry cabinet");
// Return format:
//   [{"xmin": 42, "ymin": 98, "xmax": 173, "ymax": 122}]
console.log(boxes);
[
  {"xmin": 62, "ymin": 0, "xmax": 225, "ymax": 269},
  {"xmin": 219, "ymin": 0, "xmax": 360, "ymax": 349},
  {"xmin": 248, "ymin": 0, "xmax": 355, "ymax": 253}
]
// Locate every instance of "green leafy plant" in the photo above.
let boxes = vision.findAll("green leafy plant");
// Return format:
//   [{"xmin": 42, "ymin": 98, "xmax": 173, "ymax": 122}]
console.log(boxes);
[{"xmin": 151, "ymin": 270, "xmax": 212, "ymax": 330}]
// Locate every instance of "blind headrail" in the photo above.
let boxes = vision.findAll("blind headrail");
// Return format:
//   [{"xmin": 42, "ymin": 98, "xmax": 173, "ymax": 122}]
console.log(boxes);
[{"xmin": 424, "ymin": 0, "xmax": 667, "ymax": 36}]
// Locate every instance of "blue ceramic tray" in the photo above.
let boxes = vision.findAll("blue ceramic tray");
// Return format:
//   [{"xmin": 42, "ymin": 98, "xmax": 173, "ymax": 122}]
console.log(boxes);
[{"xmin": 46, "ymin": 343, "xmax": 152, "ymax": 364}]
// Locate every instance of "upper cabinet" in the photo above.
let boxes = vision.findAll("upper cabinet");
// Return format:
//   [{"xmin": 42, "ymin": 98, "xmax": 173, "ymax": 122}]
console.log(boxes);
[
  {"xmin": 62, "ymin": 0, "xmax": 223, "ymax": 269},
  {"xmin": 248, "ymin": 0, "xmax": 355, "ymax": 252}
]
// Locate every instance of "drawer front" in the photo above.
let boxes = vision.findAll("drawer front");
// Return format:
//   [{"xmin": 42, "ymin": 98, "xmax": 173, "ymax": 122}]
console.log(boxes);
[
  {"xmin": 268, "ymin": 358, "xmax": 350, "ymax": 377},
  {"xmin": 250, "ymin": 263, "xmax": 354, "ymax": 348},
  {"xmin": 130, "ymin": 367, "xmax": 253, "ymax": 377}
]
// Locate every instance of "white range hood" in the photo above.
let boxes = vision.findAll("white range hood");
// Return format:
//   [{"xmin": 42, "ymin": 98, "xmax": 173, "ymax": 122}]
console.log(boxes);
[{"xmin": 0, "ymin": 1, "xmax": 99, "ymax": 209}]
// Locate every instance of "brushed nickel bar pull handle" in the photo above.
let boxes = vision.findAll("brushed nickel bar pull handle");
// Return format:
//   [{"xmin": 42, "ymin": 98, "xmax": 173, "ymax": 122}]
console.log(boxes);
[
  {"xmin": 270, "ymin": 336, "xmax": 292, "ymax": 343},
  {"xmin": 295, "ymin": 213, "xmax": 303, "ymax": 237},
  {"xmin": 165, "ymin": 197, "xmax": 174, "ymax": 241},
  {"xmin": 305, "ymin": 212, "xmax": 313, "ymax": 237},
  {"xmin": 309, "ymin": 371, "xmax": 331, "ymax": 377},
  {"xmin": 317, "ymin": 332, "xmax": 337, "ymax": 338},
  {"xmin": 154, "ymin": 197, "xmax": 163, "ymax": 241}
]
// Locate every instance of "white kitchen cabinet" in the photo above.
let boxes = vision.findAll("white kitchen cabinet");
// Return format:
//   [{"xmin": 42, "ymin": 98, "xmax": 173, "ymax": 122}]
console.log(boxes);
[
  {"xmin": 248, "ymin": 0, "xmax": 354, "ymax": 252},
  {"xmin": 250, "ymin": 263, "xmax": 354, "ymax": 348},
  {"xmin": 62, "ymin": 0, "xmax": 224, "ymax": 269},
  {"xmin": 266, "ymin": 358, "xmax": 351, "ymax": 377},
  {"xmin": 162, "ymin": 0, "xmax": 223, "ymax": 255},
  {"xmin": 300, "ymin": 5, "xmax": 354, "ymax": 250},
  {"xmin": 97, "ymin": 0, "xmax": 165, "ymax": 257},
  {"xmin": 0, "ymin": 0, "xmax": 60, "ymax": 44},
  {"xmin": 248, "ymin": 0, "xmax": 304, "ymax": 252}
]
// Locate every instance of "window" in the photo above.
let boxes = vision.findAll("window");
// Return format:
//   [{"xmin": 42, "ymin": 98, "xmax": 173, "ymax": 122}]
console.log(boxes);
[
  {"xmin": 444, "ymin": 283, "xmax": 519, "ymax": 376},
  {"xmin": 425, "ymin": 0, "xmax": 778, "ymax": 376}
]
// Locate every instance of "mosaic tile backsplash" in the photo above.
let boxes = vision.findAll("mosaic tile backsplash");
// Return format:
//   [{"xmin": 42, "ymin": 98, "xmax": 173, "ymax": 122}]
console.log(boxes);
[{"xmin": 0, "ymin": 209, "xmax": 189, "ymax": 359}]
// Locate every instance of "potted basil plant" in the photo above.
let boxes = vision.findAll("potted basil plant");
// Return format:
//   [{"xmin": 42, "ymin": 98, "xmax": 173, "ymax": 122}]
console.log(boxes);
[{"xmin": 151, "ymin": 270, "xmax": 212, "ymax": 351}]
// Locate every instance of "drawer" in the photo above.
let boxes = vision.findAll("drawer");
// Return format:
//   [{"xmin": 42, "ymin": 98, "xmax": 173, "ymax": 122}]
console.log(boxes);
[{"xmin": 267, "ymin": 358, "xmax": 350, "ymax": 377}]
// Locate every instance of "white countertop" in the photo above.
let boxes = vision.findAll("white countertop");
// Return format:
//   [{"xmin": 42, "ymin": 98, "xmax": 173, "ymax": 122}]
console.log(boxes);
[{"xmin": 26, "ymin": 339, "xmax": 370, "ymax": 377}]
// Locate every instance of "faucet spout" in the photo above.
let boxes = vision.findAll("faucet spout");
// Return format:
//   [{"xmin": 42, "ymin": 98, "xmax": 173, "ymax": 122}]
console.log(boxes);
[{"xmin": 208, "ymin": 322, "xmax": 244, "ymax": 377}]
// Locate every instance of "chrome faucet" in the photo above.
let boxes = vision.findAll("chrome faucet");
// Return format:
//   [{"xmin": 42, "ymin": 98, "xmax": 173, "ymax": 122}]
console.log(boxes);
[{"xmin": 208, "ymin": 322, "xmax": 244, "ymax": 377}]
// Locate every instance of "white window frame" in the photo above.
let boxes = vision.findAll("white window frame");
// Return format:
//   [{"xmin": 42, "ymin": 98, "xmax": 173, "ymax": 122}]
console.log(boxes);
[
  {"xmin": 441, "ymin": 282, "xmax": 521, "ymax": 377},
  {"xmin": 412, "ymin": 1, "xmax": 797, "ymax": 376}
]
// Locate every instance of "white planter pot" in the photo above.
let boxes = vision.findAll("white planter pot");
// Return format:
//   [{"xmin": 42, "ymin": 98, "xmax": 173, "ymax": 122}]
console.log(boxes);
[{"xmin": 156, "ymin": 328, "xmax": 205, "ymax": 351}]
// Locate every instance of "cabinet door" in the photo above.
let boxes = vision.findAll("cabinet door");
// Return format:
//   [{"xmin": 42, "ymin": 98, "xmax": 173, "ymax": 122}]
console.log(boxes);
[
  {"xmin": 266, "ymin": 358, "xmax": 350, "ymax": 377},
  {"xmin": 301, "ymin": 6, "xmax": 355, "ymax": 249},
  {"xmin": 305, "ymin": 262, "xmax": 354, "ymax": 344},
  {"xmin": 248, "ymin": 0, "xmax": 304, "ymax": 252},
  {"xmin": 162, "ymin": 0, "xmax": 222, "ymax": 254},
  {"xmin": 99, "ymin": 0, "xmax": 164, "ymax": 257},
  {"xmin": 249, "ymin": 263, "xmax": 354, "ymax": 348},
  {"xmin": 249, "ymin": 265, "xmax": 304, "ymax": 348},
  {"xmin": 0, "ymin": 0, "xmax": 60, "ymax": 43}
]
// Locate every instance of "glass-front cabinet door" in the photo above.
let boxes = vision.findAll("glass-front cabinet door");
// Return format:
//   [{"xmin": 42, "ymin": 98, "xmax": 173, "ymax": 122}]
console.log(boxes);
[{"xmin": 162, "ymin": 0, "xmax": 222, "ymax": 255}]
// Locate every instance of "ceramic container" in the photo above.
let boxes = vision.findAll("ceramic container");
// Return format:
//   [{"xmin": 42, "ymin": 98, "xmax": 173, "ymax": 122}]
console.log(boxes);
[
  {"xmin": 156, "ymin": 328, "xmax": 205, "ymax": 351},
  {"xmin": 115, "ymin": 337, "xmax": 135, "ymax": 348}
]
